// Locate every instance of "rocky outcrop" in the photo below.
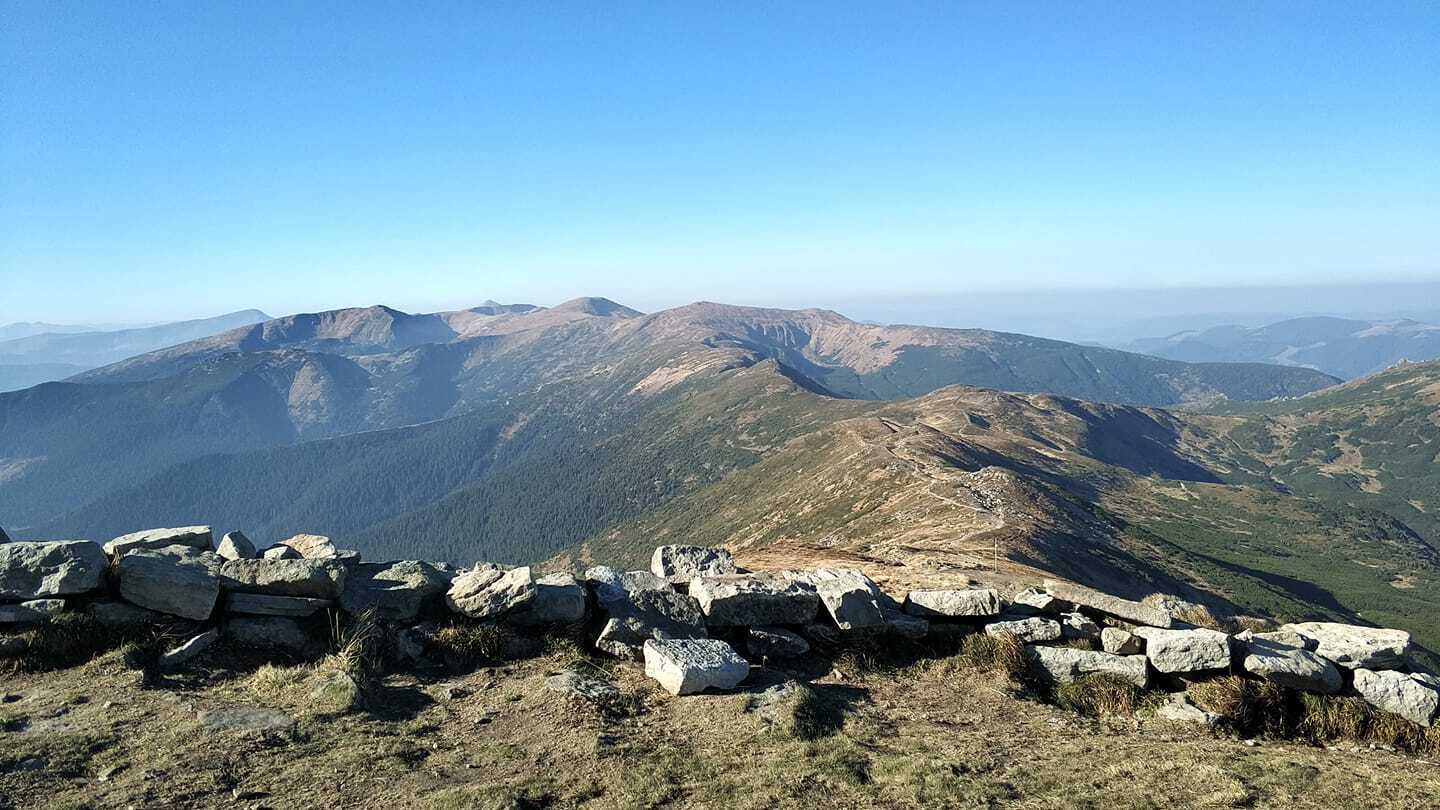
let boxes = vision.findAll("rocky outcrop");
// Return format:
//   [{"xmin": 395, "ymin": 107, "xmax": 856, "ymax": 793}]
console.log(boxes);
[
  {"xmin": 446, "ymin": 566, "xmax": 536, "ymax": 620},
  {"xmin": 1240, "ymin": 638, "xmax": 1342, "ymax": 694},
  {"xmin": 689, "ymin": 575, "xmax": 820, "ymax": 627},
  {"xmin": 903, "ymin": 588, "xmax": 1002, "ymax": 618},
  {"xmin": 117, "ymin": 547, "xmax": 221, "ymax": 620},
  {"xmin": 215, "ymin": 531, "xmax": 256, "ymax": 561},
  {"xmin": 340, "ymin": 560, "xmax": 450, "ymax": 622},
  {"xmin": 219, "ymin": 558, "xmax": 347, "ymax": 599},
  {"xmin": 104, "ymin": 526, "xmax": 212, "ymax": 559},
  {"xmin": 1042, "ymin": 579, "xmax": 1173, "ymax": 628},
  {"xmin": 1351, "ymin": 669, "xmax": 1439, "ymax": 727},
  {"xmin": 1280, "ymin": 622, "xmax": 1412, "ymax": 670},
  {"xmin": 0, "ymin": 541, "xmax": 107, "ymax": 599},
  {"xmin": 1132, "ymin": 627, "xmax": 1230, "ymax": 674},
  {"xmin": 643, "ymin": 638, "xmax": 750, "ymax": 695},
  {"xmin": 1026, "ymin": 645, "xmax": 1149, "ymax": 688},
  {"xmin": 650, "ymin": 545, "xmax": 737, "ymax": 583}
]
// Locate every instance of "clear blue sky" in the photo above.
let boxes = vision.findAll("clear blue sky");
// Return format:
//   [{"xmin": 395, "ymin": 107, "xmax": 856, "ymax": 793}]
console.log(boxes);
[{"xmin": 2, "ymin": 2, "xmax": 1437, "ymax": 324}]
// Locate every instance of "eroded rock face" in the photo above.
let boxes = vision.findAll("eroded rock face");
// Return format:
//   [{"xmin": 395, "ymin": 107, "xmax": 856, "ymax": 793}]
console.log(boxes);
[
  {"xmin": 747, "ymin": 626, "xmax": 811, "ymax": 659},
  {"xmin": 340, "ymin": 560, "xmax": 450, "ymax": 622},
  {"xmin": 1133, "ymin": 627, "xmax": 1231, "ymax": 674},
  {"xmin": 508, "ymin": 573, "xmax": 587, "ymax": 627},
  {"xmin": 0, "ymin": 541, "xmax": 107, "ymax": 599},
  {"xmin": 1280, "ymin": 622, "xmax": 1412, "ymax": 670},
  {"xmin": 1241, "ymin": 638, "xmax": 1342, "ymax": 694},
  {"xmin": 446, "ymin": 565, "xmax": 536, "ymax": 620},
  {"xmin": 104, "ymin": 526, "xmax": 212, "ymax": 559},
  {"xmin": 1352, "ymin": 669, "xmax": 1440, "ymax": 727},
  {"xmin": 1043, "ymin": 580, "xmax": 1173, "ymax": 629},
  {"xmin": 903, "ymin": 589, "xmax": 1002, "ymax": 618},
  {"xmin": 985, "ymin": 617, "xmax": 1062, "ymax": 643},
  {"xmin": 650, "ymin": 545, "xmax": 737, "ymax": 582},
  {"xmin": 219, "ymin": 558, "xmax": 348, "ymax": 599},
  {"xmin": 643, "ymin": 638, "xmax": 750, "ymax": 696},
  {"xmin": 117, "ymin": 546, "xmax": 221, "ymax": 620},
  {"xmin": 215, "ymin": 532, "xmax": 256, "ymax": 561},
  {"xmin": 689, "ymin": 575, "xmax": 820, "ymax": 627},
  {"xmin": 1026, "ymin": 645, "xmax": 1149, "ymax": 688}
]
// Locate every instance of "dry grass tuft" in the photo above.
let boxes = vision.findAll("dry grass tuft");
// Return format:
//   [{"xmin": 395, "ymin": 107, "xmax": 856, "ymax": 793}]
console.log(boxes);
[
  {"xmin": 1227, "ymin": 615, "xmax": 1278, "ymax": 634},
  {"xmin": 0, "ymin": 613, "xmax": 153, "ymax": 675},
  {"xmin": 1296, "ymin": 693, "xmax": 1370, "ymax": 743},
  {"xmin": 1055, "ymin": 674, "xmax": 1149, "ymax": 718},
  {"xmin": 430, "ymin": 620, "xmax": 537, "ymax": 669},
  {"xmin": 944, "ymin": 632, "xmax": 1029, "ymax": 683},
  {"xmin": 1187, "ymin": 675, "xmax": 1292, "ymax": 737},
  {"xmin": 1171, "ymin": 604, "xmax": 1224, "ymax": 630}
]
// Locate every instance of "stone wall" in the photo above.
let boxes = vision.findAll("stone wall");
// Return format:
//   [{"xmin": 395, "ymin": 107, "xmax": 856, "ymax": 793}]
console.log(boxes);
[{"xmin": 1, "ymin": 528, "xmax": 1436, "ymax": 728}]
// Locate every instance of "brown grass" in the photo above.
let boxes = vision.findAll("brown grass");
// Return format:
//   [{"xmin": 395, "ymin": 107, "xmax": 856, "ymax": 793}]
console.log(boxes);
[
  {"xmin": 1188, "ymin": 675, "xmax": 1293, "ymax": 737},
  {"xmin": 1055, "ymin": 674, "xmax": 1151, "ymax": 718}
]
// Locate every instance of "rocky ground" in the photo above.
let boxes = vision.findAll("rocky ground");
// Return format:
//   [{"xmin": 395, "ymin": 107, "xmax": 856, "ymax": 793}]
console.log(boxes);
[{"xmin": 3, "ymin": 638, "xmax": 1439, "ymax": 810}]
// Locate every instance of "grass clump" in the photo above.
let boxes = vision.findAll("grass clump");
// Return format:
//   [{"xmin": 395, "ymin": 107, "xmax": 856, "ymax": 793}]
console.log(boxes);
[
  {"xmin": 1188, "ymin": 675, "xmax": 1293, "ymax": 737},
  {"xmin": 1055, "ymin": 674, "xmax": 1156, "ymax": 718},
  {"xmin": 1296, "ymin": 693, "xmax": 1440, "ymax": 755},
  {"xmin": 952, "ymin": 632, "xmax": 1028, "ymax": 682},
  {"xmin": 0, "ymin": 613, "xmax": 144, "ymax": 675}
]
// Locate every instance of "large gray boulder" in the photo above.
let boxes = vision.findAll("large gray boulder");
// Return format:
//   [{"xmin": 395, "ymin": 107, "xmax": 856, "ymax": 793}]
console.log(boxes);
[
  {"xmin": 650, "ymin": 545, "xmax": 737, "ymax": 582},
  {"xmin": 985, "ymin": 617, "xmax": 1061, "ymax": 643},
  {"xmin": 274, "ymin": 533, "xmax": 339, "ymax": 560},
  {"xmin": 226, "ymin": 593, "xmax": 332, "ymax": 617},
  {"xmin": 584, "ymin": 566, "xmax": 669, "ymax": 597},
  {"xmin": 1240, "ymin": 638, "xmax": 1342, "ymax": 694},
  {"xmin": 226, "ymin": 617, "xmax": 314, "ymax": 655},
  {"xmin": 104, "ymin": 526, "xmax": 212, "ymax": 559},
  {"xmin": 815, "ymin": 575, "xmax": 886, "ymax": 631},
  {"xmin": 1026, "ymin": 645, "xmax": 1149, "ymax": 688},
  {"xmin": 1133, "ymin": 627, "xmax": 1231, "ymax": 674},
  {"xmin": 904, "ymin": 588, "xmax": 1003, "ymax": 618},
  {"xmin": 446, "ymin": 565, "xmax": 536, "ymax": 620},
  {"xmin": 262, "ymin": 545, "xmax": 303, "ymax": 560},
  {"xmin": 1101, "ymin": 627, "xmax": 1143, "ymax": 655},
  {"xmin": 0, "ymin": 540, "xmax": 107, "ymax": 599},
  {"xmin": 1279, "ymin": 622, "xmax": 1412, "ymax": 670},
  {"xmin": 643, "ymin": 638, "xmax": 750, "ymax": 695},
  {"xmin": 508, "ymin": 573, "xmax": 587, "ymax": 627},
  {"xmin": 1043, "ymin": 579, "xmax": 1173, "ymax": 628},
  {"xmin": 215, "ymin": 532, "xmax": 256, "ymax": 561},
  {"xmin": 117, "ymin": 547, "xmax": 221, "ymax": 620},
  {"xmin": 1352, "ymin": 669, "xmax": 1439, "ymax": 727},
  {"xmin": 593, "ymin": 585, "xmax": 707, "ymax": 660},
  {"xmin": 689, "ymin": 575, "xmax": 820, "ymax": 627},
  {"xmin": 219, "ymin": 558, "xmax": 348, "ymax": 599},
  {"xmin": 340, "ymin": 560, "xmax": 450, "ymax": 622}
]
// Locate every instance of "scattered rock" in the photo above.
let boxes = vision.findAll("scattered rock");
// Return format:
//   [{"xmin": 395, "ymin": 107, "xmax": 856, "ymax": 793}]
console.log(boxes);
[
  {"xmin": 1133, "ymin": 627, "xmax": 1231, "ymax": 674},
  {"xmin": 1101, "ymin": 627, "xmax": 1143, "ymax": 655},
  {"xmin": 1010, "ymin": 588, "xmax": 1059, "ymax": 615},
  {"xmin": 643, "ymin": 638, "xmax": 750, "ymax": 696},
  {"xmin": 0, "ymin": 541, "xmax": 108, "ymax": 599},
  {"xmin": 1026, "ymin": 645, "xmax": 1149, "ymax": 688},
  {"xmin": 219, "ymin": 558, "xmax": 348, "ymax": 599},
  {"xmin": 689, "ymin": 575, "xmax": 820, "ymax": 627},
  {"xmin": 159, "ymin": 629, "xmax": 220, "ymax": 670},
  {"xmin": 508, "ymin": 572, "xmax": 587, "ymax": 626},
  {"xmin": 104, "ymin": 526, "xmax": 212, "ymax": 559},
  {"xmin": 1280, "ymin": 622, "xmax": 1412, "ymax": 670},
  {"xmin": 117, "ymin": 547, "xmax": 221, "ymax": 620},
  {"xmin": 340, "ymin": 560, "xmax": 450, "ymax": 622},
  {"xmin": 275, "ymin": 534, "xmax": 339, "ymax": 560},
  {"xmin": 226, "ymin": 593, "xmax": 333, "ymax": 617},
  {"xmin": 1155, "ymin": 692, "xmax": 1221, "ymax": 726},
  {"xmin": 1241, "ymin": 638, "xmax": 1343, "ymax": 694},
  {"xmin": 1043, "ymin": 580, "xmax": 1173, "ymax": 628},
  {"xmin": 446, "ymin": 565, "xmax": 537, "ymax": 620},
  {"xmin": 985, "ymin": 617, "xmax": 1062, "ymax": 643},
  {"xmin": 1352, "ymin": 669, "xmax": 1439, "ymax": 727},
  {"xmin": 650, "ymin": 545, "xmax": 737, "ymax": 583},
  {"xmin": 198, "ymin": 706, "xmax": 293, "ymax": 733},
  {"xmin": 903, "ymin": 588, "xmax": 1003, "ymax": 618},
  {"xmin": 545, "ymin": 671, "xmax": 621, "ymax": 704},
  {"xmin": 309, "ymin": 671, "xmax": 362, "ymax": 714},
  {"xmin": 215, "ymin": 531, "xmax": 256, "ymax": 561},
  {"xmin": 226, "ymin": 617, "xmax": 314, "ymax": 655},
  {"xmin": 747, "ymin": 626, "xmax": 811, "ymax": 659}
]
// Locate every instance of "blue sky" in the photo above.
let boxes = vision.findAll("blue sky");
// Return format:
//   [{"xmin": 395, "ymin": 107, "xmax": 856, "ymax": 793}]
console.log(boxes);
[{"xmin": 2, "ymin": 2, "xmax": 1437, "ymax": 324}]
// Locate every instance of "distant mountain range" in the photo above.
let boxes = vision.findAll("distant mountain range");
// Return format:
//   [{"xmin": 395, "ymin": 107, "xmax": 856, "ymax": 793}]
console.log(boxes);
[
  {"xmin": 1118, "ymin": 315, "xmax": 1440, "ymax": 379},
  {"xmin": 0, "ymin": 309, "xmax": 271, "ymax": 391}
]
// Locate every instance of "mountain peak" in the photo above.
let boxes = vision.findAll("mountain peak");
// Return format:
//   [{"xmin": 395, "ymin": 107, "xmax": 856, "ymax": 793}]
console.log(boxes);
[{"xmin": 550, "ymin": 297, "xmax": 643, "ymax": 318}]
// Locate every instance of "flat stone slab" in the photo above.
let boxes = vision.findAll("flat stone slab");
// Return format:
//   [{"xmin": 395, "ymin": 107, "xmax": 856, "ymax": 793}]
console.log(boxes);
[
  {"xmin": 1133, "ymin": 627, "xmax": 1231, "ymax": 673},
  {"xmin": 104, "ymin": 526, "xmax": 211, "ymax": 559},
  {"xmin": 340, "ymin": 560, "xmax": 450, "ymax": 622},
  {"xmin": 1026, "ymin": 645, "xmax": 1149, "ymax": 688},
  {"xmin": 226, "ymin": 617, "xmax": 313, "ymax": 655},
  {"xmin": 545, "ymin": 672, "xmax": 621, "ymax": 704},
  {"xmin": 985, "ymin": 617, "xmax": 1061, "ymax": 643},
  {"xmin": 446, "ymin": 565, "xmax": 536, "ymax": 620},
  {"xmin": 0, "ymin": 599, "xmax": 65, "ymax": 624},
  {"xmin": 118, "ymin": 547, "xmax": 220, "ymax": 620},
  {"xmin": 904, "ymin": 589, "xmax": 1003, "ymax": 618},
  {"xmin": 689, "ymin": 575, "xmax": 820, "ymax": 627},
  {"xmin": 1280, "ymin": 622, "xmax": 1412, "ymax": 670},
  {"xmin": 1352, "ymin": 669, "xmax": 1439, "ymax": 727},
  {"xmin": 198, "ymin": 706, "xmax": 294, "ymax": 733},
  {"xmin": 1043, "ymin": 579, "xmax": 1173, "ymax": 628},
  {"xmin": 1241, "ymin": 638, "xmax": 1342, "ymax": 694},
  {"xmin": 643, "ymin": 638, "xmax": 750, "ymax": 696},
  {"xmin": 0, "ymin": 541, "xmax": 107, "ymax": 600},
  {"xmin": 219, "ymin": 558, "xmax": 348, "ymax": 599},
  {"xmin": 650, "ymin": 545, "xmax": 737, "ymax": 582},
  {"xmin": 226, "ymin": 593, "xmax": 333, "ymax": 617}
]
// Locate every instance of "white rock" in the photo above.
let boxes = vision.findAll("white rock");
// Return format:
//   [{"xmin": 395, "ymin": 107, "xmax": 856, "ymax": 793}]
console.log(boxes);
[
  {"xmin": 1133, "ymin": 627, "xmax": 1231, "ymax": 673},
  {"xmin": 219, "ymin": 558, "xmax": 348, "ymax": 599},
  {"xmin": 689, "ymin": 575, "xmax": 820, "ymax": 627},
  {"xmin": 262, "ymin": 545, "xmax": 303, "ymax": 560},
  {"xmin": 215, "ymin": 531, "xmax": 256, "ymax": 561},
  {"xmin": 1280, "ymin": 622, "xmax": 1412, "ymax": 670},
  {"xmin": 446, "ymin": 565, "xmax": 536, "ymax": 620},
  {"xmin": 814, "ymin": 574, "xmax": 886, "ymax": 630},
  {"xmin": 1026, "ymin": 645, "xmax": 1149, "ymax": 688},
  {"xmin": 0, "ymin": 541, "xmax": 108, "ymax": 599},
  {"xmin": 1043, "ymin": 579, "xmax": 1173, "ymax": 628},
  {"xmin": 643, "ymin": 638, "xmax": 750, "ymax": 696},
  {"xmin": 104, "ymin": 526, "xmax": 212, "ymax": 559},
  {"xmin": 275, "ymin": 534, "xmax": 339, "ymax": 560},
  {"xmin": 1060, "ymin": 611, "xmax": 1101, "ymax": 641},
  {"xmin": 903, "ymin": 589, "xmax": 1002, "ymax": 618},
  {"xmin": 650, "ymin": 545, "xmax": 737, "ymax": 582},
  {"xmin": 1101, "ymin": 627, "xmax": 1143, "ymax": 655},
  {"xmin": 159, "ymin": 629, "xmax": 220, "ymax": 669},
  {"xmin": 1352, "ymin": 669, "xmax": 1439, "ymax": 727},
  {"xmin": 985, "ymin": 617, "xmax": 1062, "ymax": 643},
  {"xmin": 1241, "ymin": 638, "xmax": 1342, "ymax": 694},
  {"xmin": 1155, "ymin": 692, "xmax": 1221, "ymax": 726}
]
